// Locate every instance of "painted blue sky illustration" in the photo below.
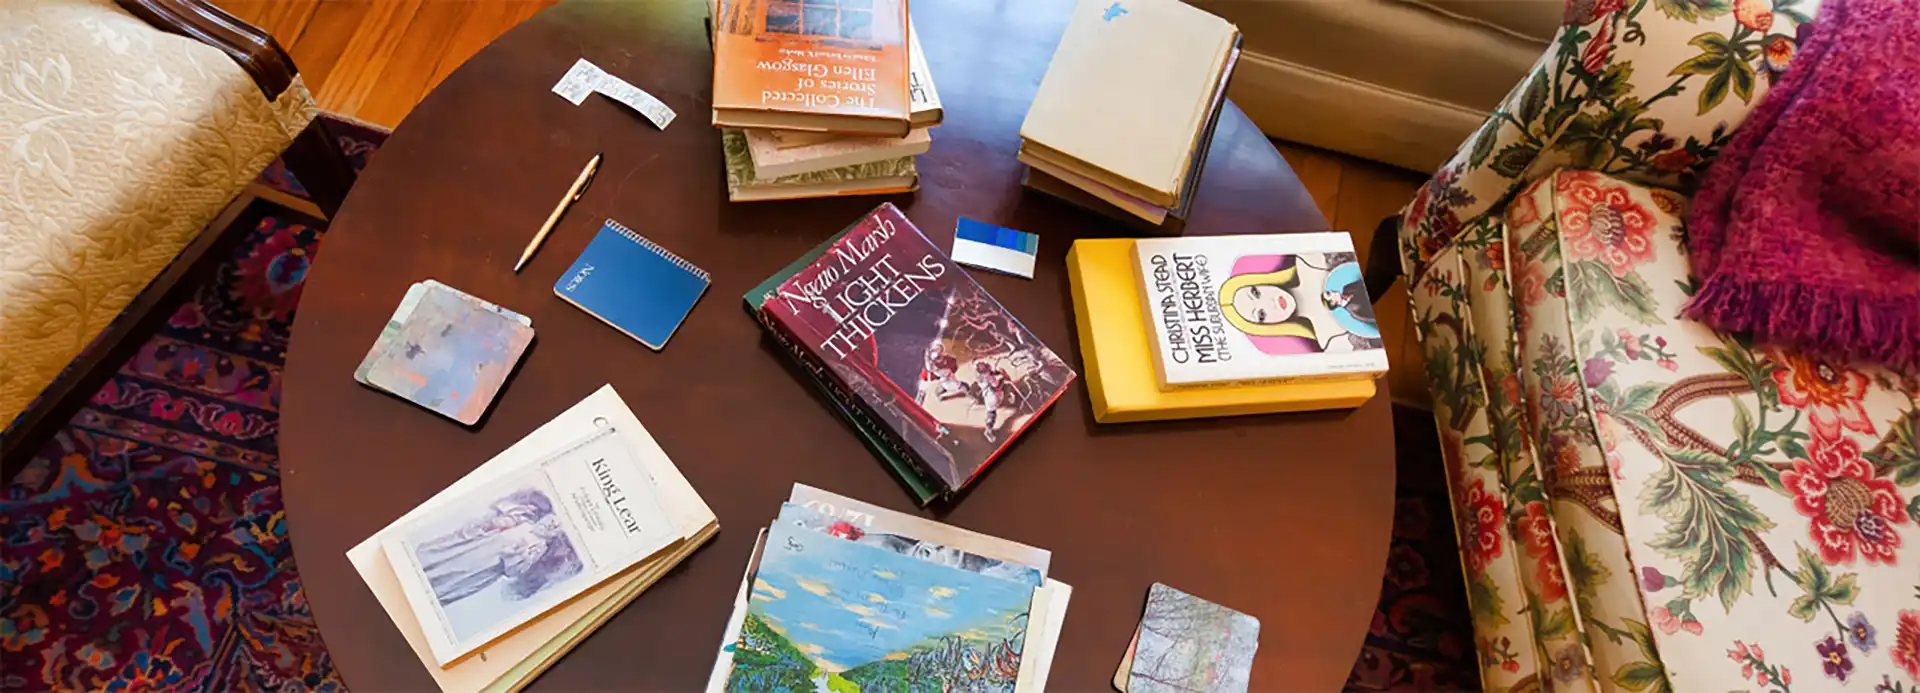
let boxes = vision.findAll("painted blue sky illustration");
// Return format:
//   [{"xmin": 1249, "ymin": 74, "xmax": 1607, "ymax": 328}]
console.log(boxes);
[{"xmin": 747, "ymin": 515, "xmax": 1035, "ymax": 673}]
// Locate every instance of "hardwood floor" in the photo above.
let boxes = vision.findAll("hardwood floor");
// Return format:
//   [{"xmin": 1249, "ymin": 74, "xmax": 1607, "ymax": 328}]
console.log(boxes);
[
  {"xmin": 215, "ymin": 0, "xmax": 1434, "ymax": 406},
  {"xmin": 216, "ymin": 0, "xmax": 560, "ymax": 129}
]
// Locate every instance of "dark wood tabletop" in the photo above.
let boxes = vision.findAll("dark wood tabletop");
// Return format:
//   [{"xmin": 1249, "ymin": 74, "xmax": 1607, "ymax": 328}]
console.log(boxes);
[{"xmin": 279, "ymin": 0, "xmax": 1397, "ymax": 689}]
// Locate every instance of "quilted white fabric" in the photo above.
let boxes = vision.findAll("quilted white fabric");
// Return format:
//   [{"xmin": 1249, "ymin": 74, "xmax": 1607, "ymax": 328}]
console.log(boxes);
[{"xmin": 0, "ymin": 0, "xmax": 317, "ymax": 428}]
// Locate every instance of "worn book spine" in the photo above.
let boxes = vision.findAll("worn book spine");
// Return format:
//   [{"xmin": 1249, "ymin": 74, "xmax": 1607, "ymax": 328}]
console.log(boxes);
[{"xmin": 753, "ymin": 301, "xmax": 942, "ymax": 498}]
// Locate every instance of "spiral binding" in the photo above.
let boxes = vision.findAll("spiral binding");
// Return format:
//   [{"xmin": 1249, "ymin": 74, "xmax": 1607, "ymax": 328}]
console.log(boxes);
[{"xmin": 605, "ymin": 220, "xmax": 710, "ymax": 282}]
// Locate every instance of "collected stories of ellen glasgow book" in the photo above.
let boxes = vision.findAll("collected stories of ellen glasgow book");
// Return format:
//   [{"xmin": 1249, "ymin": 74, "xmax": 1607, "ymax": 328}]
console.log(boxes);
[
  {"xmin": 711, "ymin": 0, "xmax": 911, "ymax": 125},
  {"xmin": 757, "ymin": 203, "xmax": 1076, "ymax": 492}
]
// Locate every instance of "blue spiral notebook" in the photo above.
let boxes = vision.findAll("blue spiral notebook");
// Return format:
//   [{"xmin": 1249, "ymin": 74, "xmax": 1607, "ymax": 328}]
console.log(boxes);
[{"xmin": 555, "ymin": 220, "xmax": 710, "ymax": 350}]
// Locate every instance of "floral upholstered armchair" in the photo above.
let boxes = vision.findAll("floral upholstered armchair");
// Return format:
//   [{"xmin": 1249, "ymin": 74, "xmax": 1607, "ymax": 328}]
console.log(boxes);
[{"xmin": 1392, "ymin": 0, "xmax": 1920, "ymax": 691}]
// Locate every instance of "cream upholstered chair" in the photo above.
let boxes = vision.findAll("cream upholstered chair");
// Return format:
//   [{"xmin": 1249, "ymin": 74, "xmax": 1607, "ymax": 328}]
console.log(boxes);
[
  {"xmin": 0, "ymin": 0, "xmax": 356, "ymax": 463},
  {"xmin": 1375, "ymin": 1, "xmax": 1920, "ymax": 691}
]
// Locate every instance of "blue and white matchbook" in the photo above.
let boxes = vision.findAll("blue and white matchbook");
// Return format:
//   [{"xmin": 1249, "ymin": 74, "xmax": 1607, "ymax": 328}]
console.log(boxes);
[
  {"xmin": 951, "ymin": 217, "xmax": 1039, "ymax": 279},
  {"xmin": 555, "ymin": 220, "xmax": 710, "ymax": 350}
]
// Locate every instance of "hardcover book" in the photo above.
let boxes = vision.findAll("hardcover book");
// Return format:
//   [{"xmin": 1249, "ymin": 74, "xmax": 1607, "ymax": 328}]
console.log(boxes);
[
  {"xmin": 744, "ymin": 223, "xmax": 943, "ymax": 505},
  {"xmin": 711, "ymin": 0, "xmax": 911, "ymax": 135},
  {"xmin": 757, "ymin": 203, "xmax": 1076, "ymax": 493},
  {"xmin": 1021, "ymin": 42, "xmax": 1239, "ymax": 232},
  {"xmin": 723, "ymin": 128, "xmax": 918, "ymax": 202},
  {"xmin": 1019, "ymin": 0, "xmax": 1238, "ymax": 207},
  {"xmin": 1131, "ymin": 233, "xmax": 1388, "ymax": 389}
]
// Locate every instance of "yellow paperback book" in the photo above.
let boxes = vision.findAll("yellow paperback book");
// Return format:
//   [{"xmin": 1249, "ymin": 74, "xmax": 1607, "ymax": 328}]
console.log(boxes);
[{"xmin": 1066, "ymin": 239, "xmax": 1374, "ymax": 423}]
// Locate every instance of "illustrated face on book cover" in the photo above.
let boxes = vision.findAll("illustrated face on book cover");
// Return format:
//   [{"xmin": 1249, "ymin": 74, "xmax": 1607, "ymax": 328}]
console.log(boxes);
[
  {"xmin": 1216, "ymin": 251, "xmax": 1384, "ymax": 355},
  {"xmin": 727, "ymin": 514, "xmax": 1034, "ymax": 692}
]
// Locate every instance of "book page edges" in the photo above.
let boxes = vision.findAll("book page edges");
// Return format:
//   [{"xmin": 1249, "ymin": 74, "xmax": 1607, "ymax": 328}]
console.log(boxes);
[{"xmin": 1018, "ymin": 149, "xmax": 1168, "ymax": 224}]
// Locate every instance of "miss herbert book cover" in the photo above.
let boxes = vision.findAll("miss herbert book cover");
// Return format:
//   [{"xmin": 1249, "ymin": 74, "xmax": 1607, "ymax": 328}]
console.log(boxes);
[
  {"xmin": 758, "ymin": 203, "xmax": 1076, "ymax": 493},
  {"xmin": 1131, "ymin": 233, "xmax": 1388, "ymax": 389}
]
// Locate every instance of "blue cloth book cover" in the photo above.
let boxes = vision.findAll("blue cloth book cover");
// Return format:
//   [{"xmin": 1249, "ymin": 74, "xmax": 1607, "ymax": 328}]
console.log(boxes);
[{"xmin": 556, "ymin": 220, "xmax": 710, "ymax": 350}]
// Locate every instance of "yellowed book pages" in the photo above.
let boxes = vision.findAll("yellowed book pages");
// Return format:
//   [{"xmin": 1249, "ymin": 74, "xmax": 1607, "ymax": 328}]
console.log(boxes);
[
  {"xmin": 1018, "ymin": 148, "xmax": 1168, "ymax": 224},
  {"xmin": 1019, "ymin": 0, "xmax": 1236, "ymax": 207},
  {"xmin": 745, "ymin": 126, "xmax": 932, "ymax": 179},
  {"xmin": 347, "ymin": 385, "xmax": 717, "ymax": 692}
]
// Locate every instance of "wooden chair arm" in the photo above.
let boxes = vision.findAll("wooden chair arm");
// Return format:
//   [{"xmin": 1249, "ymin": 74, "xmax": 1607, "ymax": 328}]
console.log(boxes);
[{"xmin": 114, "ymin": 0, "xmax": 298, "ymax": 101}]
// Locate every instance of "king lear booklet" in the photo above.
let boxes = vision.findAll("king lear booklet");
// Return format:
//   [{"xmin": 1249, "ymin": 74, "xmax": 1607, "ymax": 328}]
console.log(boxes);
[
  {"xmin": 351, "ymin": 385, "xmax": 717, "ymax": 690},
  {"xmin": 382, "ymin": 425, "xmax": 680, "ymax": 665}
]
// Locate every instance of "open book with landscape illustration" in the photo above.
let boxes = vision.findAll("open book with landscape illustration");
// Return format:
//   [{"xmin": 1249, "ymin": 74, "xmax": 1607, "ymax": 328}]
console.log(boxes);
[{"xmin": 724, "ymin": 504, "xmax": 1037, "ymax": 691}]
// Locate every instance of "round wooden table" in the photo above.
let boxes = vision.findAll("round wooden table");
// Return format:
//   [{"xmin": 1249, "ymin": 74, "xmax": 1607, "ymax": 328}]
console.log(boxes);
[{"xmin": 281, "ymin": 0, "xmax": 1397, "ymax": 689}]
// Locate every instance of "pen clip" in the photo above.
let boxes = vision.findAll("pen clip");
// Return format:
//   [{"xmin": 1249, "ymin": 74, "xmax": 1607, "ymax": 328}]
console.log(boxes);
[{"xmin": 572, "ymin": 165, "xmax": 599, "ymax": 203}]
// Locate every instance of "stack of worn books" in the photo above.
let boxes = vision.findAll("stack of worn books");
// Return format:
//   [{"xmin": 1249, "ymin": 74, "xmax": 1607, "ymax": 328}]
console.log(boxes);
[
  {"xmin": 743, "ymin": 203, "xmax": 1077, "ymax": 505},
  {"xmin": 1018, "ymin": 0, "xmax": 1241, "ymax": 233},
  {"xmin": 708, "ymin": 484, "xmax": 1072, "ymax": 692},
  {"xmin": 1066, "ymin": 233, "xmax": 1389, "ymax": 423},
  {"xmin": 709, "ymin": 0, "xmax": 942, "ymax": 201},
  {"xmin": 349, "ymin": 386, "xmax": 718, "ymax": 692}
]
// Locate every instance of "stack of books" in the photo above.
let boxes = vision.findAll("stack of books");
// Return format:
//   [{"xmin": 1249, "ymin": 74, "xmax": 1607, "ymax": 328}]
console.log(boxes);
[
  {"xmin": 349, "ymin": 386, "xmax": 718, "ymax": 692},
  {"xmin": 743, "ymin": 203, "xmax": 1077, "ymax": 505},
  {"xmin": 709, "ymin": 0, "xmax": 943, "ymax": 201},
  {"xmin": 708, "ymin": 484, "xmax": 1072, "ymax": 692},
  {"xmin": 1017, "ymin": 0, "xmax": 1242, "ymax": 233},
  {"xmin": 1066, "ymin": 233, "xmax": 1388, "ymax": 423}
]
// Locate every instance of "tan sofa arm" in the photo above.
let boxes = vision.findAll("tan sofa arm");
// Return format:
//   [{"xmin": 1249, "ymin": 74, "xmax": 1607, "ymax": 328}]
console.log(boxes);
[{"xmin": 116, "ymin": 0, "xmax": 300, "ymax": 101}]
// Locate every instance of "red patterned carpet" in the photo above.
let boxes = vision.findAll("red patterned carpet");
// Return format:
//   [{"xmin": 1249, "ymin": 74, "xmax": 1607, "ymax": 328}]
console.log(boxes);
[{"xmin": 0, "ymin": 117, "xmax": 1475, "ymax": 691}]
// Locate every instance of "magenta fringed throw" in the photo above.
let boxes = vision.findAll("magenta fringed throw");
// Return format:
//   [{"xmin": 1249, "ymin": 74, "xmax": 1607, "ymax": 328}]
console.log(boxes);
[{"xmin": 1684, "ymin": 0, "xmax": 1920, "ymax": 371}]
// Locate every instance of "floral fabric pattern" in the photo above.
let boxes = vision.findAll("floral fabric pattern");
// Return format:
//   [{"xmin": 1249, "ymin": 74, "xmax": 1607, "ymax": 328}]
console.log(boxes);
[
  {"xmin": 1386, "ymin": 1, "xmax": 1920, "ymax": 690},
  {"xmin": 0, "ymin": 0, "xmax": 317, "ymax": 429},
  {"xmin": 1396, "ymin": 0, "xmax": 1819, "ymax": 280},
  {"xmin": 1410, "ymin": 164, "xmax": 1920, "ymax": 692}
]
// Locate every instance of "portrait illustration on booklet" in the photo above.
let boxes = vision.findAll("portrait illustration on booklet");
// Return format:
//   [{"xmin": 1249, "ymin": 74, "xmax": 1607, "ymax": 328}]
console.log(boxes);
[
  {"xmin": 382, "ymin": 426, "xmax": 680, "ymax": 664},
  {"xmin": 403, "ymin": 485, "xmax": 583, "ymax": 640},
  {"xmin": 724, "ymin": 504, "xmax": 1035, "ymax": 692},
  {"xmin": 1214, "ymin": 250, "xmax": 1381, "ymax": 354}
]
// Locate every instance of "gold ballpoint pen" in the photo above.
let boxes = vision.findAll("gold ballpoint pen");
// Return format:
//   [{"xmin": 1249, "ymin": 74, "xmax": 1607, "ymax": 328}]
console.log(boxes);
[{"xmin": 515, "ymin": 152, "xmax": 603, "ymax": 273}]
